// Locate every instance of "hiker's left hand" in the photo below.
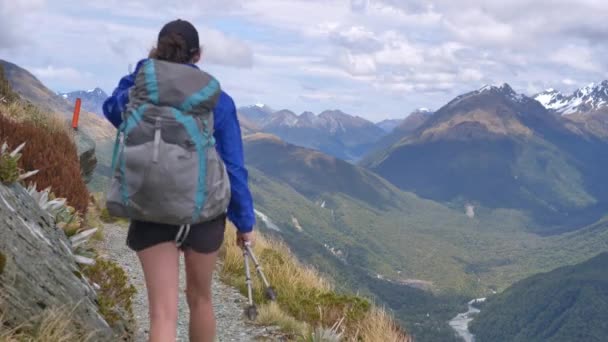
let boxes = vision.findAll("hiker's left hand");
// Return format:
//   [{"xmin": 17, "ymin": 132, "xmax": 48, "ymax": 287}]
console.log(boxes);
[{"xmin": 237, "ymin": 231, "xmax": 255, "ymax": 248}]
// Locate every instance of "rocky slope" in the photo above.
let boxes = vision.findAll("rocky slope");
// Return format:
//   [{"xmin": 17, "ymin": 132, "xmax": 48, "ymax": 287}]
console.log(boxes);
[{"xmin": 0, "ymin": 183, "xmax": 118, "ymax": 340}]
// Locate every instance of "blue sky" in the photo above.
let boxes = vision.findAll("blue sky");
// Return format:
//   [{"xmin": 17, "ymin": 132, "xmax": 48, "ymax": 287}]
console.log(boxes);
[{"xmin": 2, "ymin": 0, "xmax": 608, "ymax": 122}]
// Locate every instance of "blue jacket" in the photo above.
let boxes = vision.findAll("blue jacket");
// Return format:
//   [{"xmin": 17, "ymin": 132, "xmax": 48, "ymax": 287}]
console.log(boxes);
[{"xmin": 102, "ymin": 59, "xmax": 255, "ymax": 233}]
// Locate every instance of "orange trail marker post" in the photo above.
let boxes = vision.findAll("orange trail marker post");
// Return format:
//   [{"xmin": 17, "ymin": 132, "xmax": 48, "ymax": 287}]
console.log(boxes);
[{"xmin": 72, "ymin": 98, "xmax": 81, "ymax": 130}]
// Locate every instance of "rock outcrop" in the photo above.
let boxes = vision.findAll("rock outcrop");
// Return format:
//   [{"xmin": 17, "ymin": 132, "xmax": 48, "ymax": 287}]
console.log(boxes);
[
  {"xmin": 0, "ymin": 182, "xmax": 114, "ymax": 340},
  {"xmin": 74, "ymin": 129, "xmax": 98, "ymax": 184}
]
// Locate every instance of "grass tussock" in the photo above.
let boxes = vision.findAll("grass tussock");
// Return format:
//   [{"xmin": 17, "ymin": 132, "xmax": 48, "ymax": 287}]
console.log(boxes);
[
  {"xmin": 0, "ymin": 101, "xmax": 70, "ymax": 136},
  {"xmin": 0, "ymin": 306, "xmax": 93, "ymax": 342},
  {"xmin": 220, "ymin": 224, "xmax": 410, "ymax": 341},
  {"xmin": 81, "ymin": 258, "xmax": 136, "ymax": 329},
  {"xmin": 356, "ymin": 307, "xmax": 412, "ymax": 342},
  {"xmin": 257, "ymin": 302, "xmax": 308, "ymax": 337},
  {"xmin": 0, "ymin": 113, "xmax": 89, "ymax": 214}
]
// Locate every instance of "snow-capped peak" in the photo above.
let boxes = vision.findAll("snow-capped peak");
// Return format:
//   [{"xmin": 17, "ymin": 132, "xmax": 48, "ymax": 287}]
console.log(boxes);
[
  {"xmin": 478, "ymin": 83, "xmax": 512, "ymax": 93},
  {"xmin": 535, "ymin": 81, "xmax": 608, "ymax": 115},
  {"xmin": 476, "ymin": 83, "xmax": 529, "ymax": 104},
  {"xmin": 534, "ymin": 89, "xmax": 567, "ymax": 110},
  {"xmin": 478, "ymin": 84, "xmax": 496, "ymax": 93},
  {"xmin": 255, "ymin": 103, "xmax": 266, "ymax": 108}
]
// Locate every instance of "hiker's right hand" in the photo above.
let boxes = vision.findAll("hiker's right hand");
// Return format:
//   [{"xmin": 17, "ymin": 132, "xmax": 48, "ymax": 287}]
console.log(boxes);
[{"xmin": 237, "ymin": 231, "xmax": 254, "ymax": 248}]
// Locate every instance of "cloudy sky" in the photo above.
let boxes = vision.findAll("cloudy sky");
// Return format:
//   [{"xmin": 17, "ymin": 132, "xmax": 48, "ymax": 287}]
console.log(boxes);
[{"xmin": 2, "ymin": 0, "xmax": 608, "ymax": 121}]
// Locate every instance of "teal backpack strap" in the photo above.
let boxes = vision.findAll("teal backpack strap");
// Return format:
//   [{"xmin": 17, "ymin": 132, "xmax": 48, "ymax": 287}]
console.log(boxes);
[
  {"xmin": 203, "ymin": 118, "xmax": 215, "ymax": 146},
  {"xmin": 112, "ymin": 105, "xmax": 148, "ymax": 206},
  {"xmin": 143, "ymin": 60, "xmax": 159, "ymax": 105},
  {"xmin": 180, "ymin": 78, "xmax": 220, "ymax": 112},
  {"xmin": 110, "ymin": 128, "xmax": 123, "ymax": 173},
  {"xmin": 172, "ymin": 108, "xmax": 207, "ymax": 222}
]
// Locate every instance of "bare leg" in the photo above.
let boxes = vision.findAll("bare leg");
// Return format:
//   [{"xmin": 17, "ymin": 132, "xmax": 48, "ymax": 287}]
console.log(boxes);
[
  {"xmin": 184, "ymin": 248, "xmax": 219, "ymax": 342},
  {"xmin": 137, "ymin": 242, "xmax": 180, "ymax": 342}
]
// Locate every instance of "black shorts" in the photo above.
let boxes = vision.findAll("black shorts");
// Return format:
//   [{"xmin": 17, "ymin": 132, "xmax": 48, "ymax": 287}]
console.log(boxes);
[{"xmin": 127, "ymin": 214, "xmax": 227, "ymax": 254}]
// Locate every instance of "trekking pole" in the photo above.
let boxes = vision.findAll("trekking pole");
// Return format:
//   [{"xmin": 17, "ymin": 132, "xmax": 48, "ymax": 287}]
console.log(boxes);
[
  {"xmin": 243, "ymin": 247, "xmax": 258, "ymax": 320},
  {"xmin": 244, "ymin": 242, "xmax": 277, "ymax": 301}
]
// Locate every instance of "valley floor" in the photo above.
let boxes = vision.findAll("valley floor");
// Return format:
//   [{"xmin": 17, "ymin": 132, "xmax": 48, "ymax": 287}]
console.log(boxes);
[{"xmin": 98, "ymin": 223, "xmax": 275, "ymax": 341}]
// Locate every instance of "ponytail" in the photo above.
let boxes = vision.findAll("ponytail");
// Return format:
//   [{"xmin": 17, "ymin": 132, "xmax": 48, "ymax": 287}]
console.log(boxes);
[{"xmin": 149, "ymin": 32, "xmax": 194, "ymax": 63}]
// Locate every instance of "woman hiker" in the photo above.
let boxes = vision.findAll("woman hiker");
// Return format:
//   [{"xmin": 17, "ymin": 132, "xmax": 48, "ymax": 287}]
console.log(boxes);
[{"xmin": 102, "ymin": 19, "xmax": 256, "ymax": 342}]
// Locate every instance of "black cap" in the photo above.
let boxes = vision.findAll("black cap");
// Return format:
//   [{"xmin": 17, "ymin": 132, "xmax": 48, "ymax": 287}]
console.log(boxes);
[{"xmin": 158, "ymin": 19, "xmax": 200, "ymax": 54}]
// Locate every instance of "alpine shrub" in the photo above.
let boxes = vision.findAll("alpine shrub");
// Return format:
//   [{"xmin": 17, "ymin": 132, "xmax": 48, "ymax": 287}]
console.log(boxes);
[{"xmin": 0, "ymin": 114, "xmax": 89, "ymax": 213}]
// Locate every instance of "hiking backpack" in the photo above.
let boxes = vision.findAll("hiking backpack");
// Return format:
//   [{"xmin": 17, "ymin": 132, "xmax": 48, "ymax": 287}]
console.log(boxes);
[{"xmin": 106, "ymin": 59, "xmax": 231, "ymax": 225}]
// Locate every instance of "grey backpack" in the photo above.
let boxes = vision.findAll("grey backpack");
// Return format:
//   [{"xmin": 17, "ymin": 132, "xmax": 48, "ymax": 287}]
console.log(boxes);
[{"xmin": 106, "ymin": 59, "xmax": 231, "ymax": 225}]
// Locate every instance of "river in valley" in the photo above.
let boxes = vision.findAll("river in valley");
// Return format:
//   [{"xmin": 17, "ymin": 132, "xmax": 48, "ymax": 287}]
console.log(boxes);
[{"xmin": 448, "ymin": 298, "xmax": 486, "ymax": 342}]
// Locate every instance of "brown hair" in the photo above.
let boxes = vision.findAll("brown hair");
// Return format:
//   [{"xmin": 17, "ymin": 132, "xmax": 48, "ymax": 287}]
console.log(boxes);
[{"xmin": 149, "ymin": 32, "xmax": 195, "ymax": 64}]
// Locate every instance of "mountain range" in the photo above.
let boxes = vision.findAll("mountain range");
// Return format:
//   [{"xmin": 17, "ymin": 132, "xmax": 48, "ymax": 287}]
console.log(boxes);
[
  {"xmin": 376, "ymin": 118, "xmax": 404, "ymax": 132},
  {"xmin": 58, "ymin": 88, "xmax": 108, "ymax": 116},
  {"xmin": 363, "ymin": 83, "xmax": 608, "ymax": 231},
  {"xmin": 534, "ymin": 81, "xmax": 608, "ymax": 115},
  {"xmin": 238, "ymin": 106, "xmax": 388, "ymax": 161},
  {"xmin": 365, "ymin": 108, "xmax": 434, "ymax": 155}
]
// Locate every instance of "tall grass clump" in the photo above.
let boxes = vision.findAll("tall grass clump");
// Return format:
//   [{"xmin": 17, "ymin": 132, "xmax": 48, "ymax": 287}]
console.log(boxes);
[
  {"xmin": 0, "ymin": 303, "xmax": 94, "ymax": 342},
  {"xmin": 220, "ymin": 225, "xmax": 410, "ymax": 341}
]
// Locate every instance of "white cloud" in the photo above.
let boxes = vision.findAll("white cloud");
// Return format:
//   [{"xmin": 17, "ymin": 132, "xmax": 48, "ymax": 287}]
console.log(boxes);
[
  {"xmin": 350, "ymin": 0, "xmax": 368, "ymax": 12},
  {"xmin": 444, "ymin": 9, "xmax": 515, "ymax": 46},
  {"xmin": 459, "ymin": 68, "xmax": 484, "ymax": 82},
  {"xmin": 299, "ymin": 90, "xmax": 357, "ymax": 103},
  {"xmin": 335, "ymin": 50, "xmax": 377, "ymax": 75},
  {"xmin": 551, "ymin": 45, "xmax": 601, "ymax": 72},
  {"xmin": 0, "ymin": 0, "xmax": 46, "ymax": 49},
  {"xmin": 3, "ymin": 0, "xmax": 608, "ymax": 121},
  {"xmin": 198, "ymin": 28, "xmax": 253, "ymax": 68},
  {"xmin": 374, "ymin": 38, "xmax": 424, "ymax": 67},
  {"xmin": 329, "ymin": 25, "xmax": 383, "ymax": 52},
  {"xmin": 82, "ymin": 0, "xmax": 243, "ymax": 19},
  {"xmin": 27, "ymin": 65, "xmax": 94, "ymax": 90}
]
